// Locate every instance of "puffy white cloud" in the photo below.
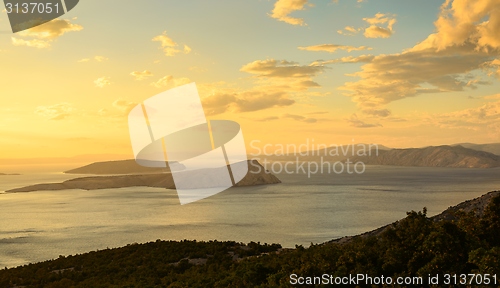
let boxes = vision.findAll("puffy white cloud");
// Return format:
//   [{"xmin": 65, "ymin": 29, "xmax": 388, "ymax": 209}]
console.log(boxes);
[
  {"xmin": 337, "ymin": 26, "xmax": 362, "ymax": 35},
  {"xmin": 94, "ymin": 56, "xmax": 108, "ymax": 62},
  {"xmin": 337, "ymin": 13, "xmax": 396, "ymax": 38},
  {"xmin": 35, "ymin": 103, "xmax": 74, "ymax": 120},
  {"xmin": 130, "ymin": 70, "xmax": 153, "ymax": 81},
  {"xmin": 11, "ymin": 37, "xmax": 50, "ymax": 49},
  {"xmin": 152, "ymin": 32, "xmax": 191, "ymax": 57},
  {"xmin": 94, "ymin": 77, "xmax": 111, "ymax": 88},
  {"xmin": 270, "ymin": 0, "xmax": 312, "ymax": 26},
  {"xmin": 17, "ymin": 19, "xmax": 83, "ymax": 39},
  {"xmin": 363, "ymin": 13, "xmax": 396, "ymax": 38},
  {"xmin": 338, "ymin": 0, "xmax": 500, "ymax": 117},
  {"xmin": 411, "ymin": 0, "xmax": 500, "ymax": 51},
  {"xmin": 12, "ymin": 19, "xmax": 82, "ymax": 48}
]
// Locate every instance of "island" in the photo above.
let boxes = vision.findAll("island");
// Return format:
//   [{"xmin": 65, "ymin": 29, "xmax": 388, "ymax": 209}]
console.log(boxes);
[
  {"xmin": 64, "ymin": 159, "xmax": 179, "ymax": 175},
  {"xmin": 6, "ymin": 160, "xmax": 281, "ymax": 193}
]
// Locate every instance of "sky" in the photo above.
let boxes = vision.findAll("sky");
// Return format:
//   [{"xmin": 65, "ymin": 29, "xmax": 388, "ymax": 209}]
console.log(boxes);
[{"xmin": 0, "ymin": 0, "xmax": 500, "ymax": 162}]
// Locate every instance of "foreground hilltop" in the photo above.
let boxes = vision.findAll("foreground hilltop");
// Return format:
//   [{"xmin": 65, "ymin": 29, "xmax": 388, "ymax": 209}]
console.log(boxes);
[
  {"xmin": 1, "ymin": 190, "xmax": 499, "ymax": 287},
  {"xmin": 349, "ymin": 145, "xmax": 500, "ymax": 168}
]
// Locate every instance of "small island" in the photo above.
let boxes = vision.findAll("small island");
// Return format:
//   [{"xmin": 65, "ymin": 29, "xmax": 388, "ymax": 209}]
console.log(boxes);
[{"xmin": 0, "ymin": 173, "xmax": 20, "ymax": 176}]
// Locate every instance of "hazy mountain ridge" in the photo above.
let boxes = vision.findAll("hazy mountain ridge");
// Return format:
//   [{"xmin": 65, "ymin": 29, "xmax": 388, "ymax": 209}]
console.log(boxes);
[
  {"xmin": 348, "ymin": 145, "xmax": 500, "ymax": 168},
  {"xmin": 454, "ymin": 143, "xmax": 500, "ymax": 156}
]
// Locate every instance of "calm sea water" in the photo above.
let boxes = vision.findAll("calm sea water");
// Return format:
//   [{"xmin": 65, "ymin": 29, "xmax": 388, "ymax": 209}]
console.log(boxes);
[{"xmin": 1, "ymin": 166, "xmax": 499, "ymax": 268}]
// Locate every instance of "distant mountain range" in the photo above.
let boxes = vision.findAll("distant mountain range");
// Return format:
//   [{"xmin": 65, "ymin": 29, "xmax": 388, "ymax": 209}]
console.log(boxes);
[
  {"xmin": 256, "ymin": 143, "xmax": 500, "ymax": 169},
  {"xmin": 453, "ymin": 143, "xmax": 500, "ymax": 156},
  {"xmin": 348, "ymin": 145, "xmax": 500, "ymax": 168}
]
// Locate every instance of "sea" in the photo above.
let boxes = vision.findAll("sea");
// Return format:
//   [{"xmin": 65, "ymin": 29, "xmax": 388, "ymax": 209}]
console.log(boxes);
[{"xmin": 1, "ymin": 165, "xmax": 499, "ymax": 268}]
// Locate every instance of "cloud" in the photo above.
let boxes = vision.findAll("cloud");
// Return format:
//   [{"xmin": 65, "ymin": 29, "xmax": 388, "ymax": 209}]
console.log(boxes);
[
  {"xmin": 425, "ymin": 96, "xmax": 500, "ymax": 136},
  {"xmin": 78, "ymin": 56, "xmax": 108, "ymax": 63},
  {"xmin": 298, "ymin": 44, "xmax": 372, "ymax": 53},
  {"xmin": 337, "ymin": 26, "xmax": 362, "ymax": 35},
  {"xmin": 130, "ymin": 70, "xmax": 154, "ymax": 80},
  {"xmin": 241, "ymin": 59, "xmax": 325, "ymax": 78},
  {"xmin": 11, "ymin": 37, "xmax": 50, "ymax": 48},
  {"xmin": 411, "ymin": 0, "xmax": 500, "ymax": 51},
  {"xmin": 341, "ymin": 48, "xmax": 492, "ymax": 107},
  {"xmin": 199, "ymin": 58, "xmax": 326, "ymax": 115},
  {"xmin": 240, "ymin": 59, "xmax": 327, "ymax": 93},
  {"xmin": 12, "ymin": 19, "xmax": 83, "ymax": 48},
  {"xmin": 94, "ymin": 56, "xmax": 108, "ymax": 62},
  {"xmin": 311, "ymin": 55, "xmax": 374, "ymax": 65},
  {"xmin": 17, "ymin": 19, "xmax": 83, "ymax": 39},
  {"xmin": 307, "ymin": 111, "xmax": 329, "ymax": 115},
  {"xmin": 347, "ymin": 114, "xmax": 382, "ymax": 128},
  {"xmin": 270, "ymin": 0, "xmax": 312, "ymax": 26},
  {"xmin": 151, "ymin": 75, "xmax": 191, "ymax": 89},
  {"xmin": 255, "ymin": 113, "xmax": 317, "ymax": 123},
  {"xmin": 35, "ymin": 103, "xmax": 74, "ymax": 120},
  {"xmin": 152, "ymin": 32, "xmax": 191, "ymax": 57},
  {"xmin": 112, "ymin": 99, "xmax": 137, "ymax": 115},
  {"xmin": 483, "ymin": 58, "xmax": 500, "ymax": 78},
  {"xmin": 255, "ymin": 116, "xmax": 280, "ymax": 122},
  {"xmin": 201, "ymin": 90, "xmax": 295, "ymax": 115},
  {"xmin": 94, "ymin": 77, "xmax": 111, "ymax": 88},
  {"xmin": 337, "ymin": 13, "xmax": 396, "ymax": 38},
  {"xmin": 363, "ymin": 13, "xmax": 396, "ymax": 38},
  {"xmin": 362, "ymin": 108, "xmax": 391, "ymax": 117},
  {"xmin": 282, "ymin": 113, "xmax": 317, "ymax": 123},
  {"xmin": 340, "ymin": 0, "xmax": 500, "ymax": 114}
]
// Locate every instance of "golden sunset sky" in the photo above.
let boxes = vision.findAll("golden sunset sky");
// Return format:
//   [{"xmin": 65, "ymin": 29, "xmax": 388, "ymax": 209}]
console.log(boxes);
[{"xmin": 0, "ymin": 0, "xmax": 499, "ymax": 162}]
